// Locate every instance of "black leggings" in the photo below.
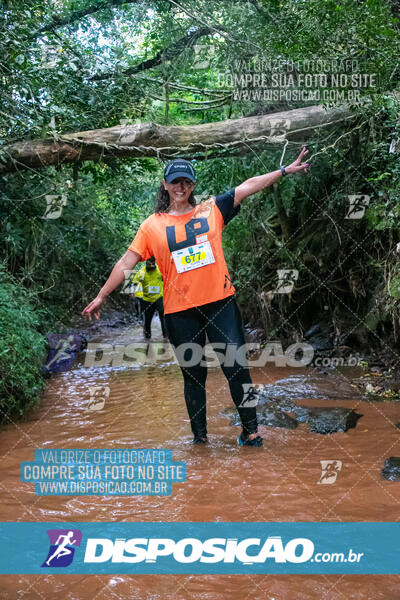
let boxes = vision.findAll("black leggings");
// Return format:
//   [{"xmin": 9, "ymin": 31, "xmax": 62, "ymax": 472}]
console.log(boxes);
[
  {"xmin": 164, "ymin": 296, "xmax": 258, "ymax": 438},
  {"xmin": 140, "ymin": 297, "xmax": 167, "ymax": 337}
]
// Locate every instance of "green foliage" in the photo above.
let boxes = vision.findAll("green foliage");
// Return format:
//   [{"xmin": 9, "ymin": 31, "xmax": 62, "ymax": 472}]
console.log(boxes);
[
  {"xmin": 388, "ymin": 274, "xmax": 400, "ymax": 300},
  {"xmin": 0, "ymin": 159, "xmax": 156, "ymax": 327},
  {"xmin": 0, "ymin": 264, "xmax": 47, "ymax": 423}
]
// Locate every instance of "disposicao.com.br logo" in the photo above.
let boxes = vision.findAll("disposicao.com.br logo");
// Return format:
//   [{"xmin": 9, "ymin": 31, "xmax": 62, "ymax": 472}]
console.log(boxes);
[
  {"xmin": 42, "ymin": 529, "xmax": 82, "ymax": 567},
  {"xmin": 82, "ymin": 536, "xmax": 362, "ymax": 565},
  {"xmin": 0, "ymin": 522, "xmax": 382, "ymax": 574}
]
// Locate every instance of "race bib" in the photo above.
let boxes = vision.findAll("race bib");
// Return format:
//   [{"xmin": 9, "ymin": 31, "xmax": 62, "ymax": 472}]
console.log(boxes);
[
  {"xmin": 147, "ymin": 286, "xmax": 160, "ymax": 294},
  {"xmin": 172, "ymin": 241, "xmax": 215, "ymax": 274}
]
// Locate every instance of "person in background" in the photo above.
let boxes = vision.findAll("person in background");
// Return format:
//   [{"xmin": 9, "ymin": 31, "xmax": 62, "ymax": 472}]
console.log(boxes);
[
  {"xmin": 132, "ymin": 257, "xmax": 166, "ymax": 339},
  {"xmin": 129, "ymin": 271, "xmax": 143, "ymax": 320}
]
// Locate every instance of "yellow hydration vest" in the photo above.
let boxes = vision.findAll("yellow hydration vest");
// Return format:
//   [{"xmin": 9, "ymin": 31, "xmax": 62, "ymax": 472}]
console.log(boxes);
[{"xmin": 132, "ymin": 265, "xmax": 163, "ymax": 302}]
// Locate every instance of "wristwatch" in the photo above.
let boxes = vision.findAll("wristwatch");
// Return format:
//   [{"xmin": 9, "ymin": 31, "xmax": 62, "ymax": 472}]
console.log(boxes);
[{"xmin": 280, "ymin": 165, "xmax": 287, "ymax": 176}]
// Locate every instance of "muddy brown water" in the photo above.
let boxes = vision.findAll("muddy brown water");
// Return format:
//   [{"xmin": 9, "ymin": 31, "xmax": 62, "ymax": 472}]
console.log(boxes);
[{"xmin": 1, "ymin": 317, "xmax": 400, "ymax": 599}]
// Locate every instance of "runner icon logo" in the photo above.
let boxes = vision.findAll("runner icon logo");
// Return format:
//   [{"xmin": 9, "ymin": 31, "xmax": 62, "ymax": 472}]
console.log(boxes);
[
  {"xmin": 42, "ymin": 194, "xmax": 67, "ymax": 220},
  {"xmin": 87, "ymin": 386, "xmax": 110, "ymax": 411},
  {"xmin": 239, "ymin": 384, "xmax": 262, "ymax": 408},
  {"xmin": 275, "ymin": 269, "xmax": 299, "ymax": 294},
  {"xmin": 317, "ymin": 460, "xmax": 342, "ymax": 485},
  {"xmin": 345, "ymin": 195, "xmax": 370, "ymax": 219},
  {"xmin": 41, "ymin": 529, "xmax": 82, "ymax": 567}
]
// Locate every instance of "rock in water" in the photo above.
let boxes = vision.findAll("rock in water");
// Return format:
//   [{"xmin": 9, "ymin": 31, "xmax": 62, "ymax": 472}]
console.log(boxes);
[
  {"xmin": 43, "ymin": 333, "xmax": 86, "ymax": 374},
  {"xmin": 382, "ymin": 457, "xmax": 400, "ymax": 481},
  {"xmin": 256, "ymin": 373, "xmax": 361, "ymax": 403},
  {"xmin": 294, "ymin": 406, "xmax": 362, "ymax": 434},
  {"xmin": 220, "ymin": 406, "xmax": 298, "ymax": 429},
  {"xmin": 257, "ymin": 406, "xmax": 298, "ymax": 429},
  {"xmin": 220, "ymin": 400, "xmax": 362, "ymax": 434}
]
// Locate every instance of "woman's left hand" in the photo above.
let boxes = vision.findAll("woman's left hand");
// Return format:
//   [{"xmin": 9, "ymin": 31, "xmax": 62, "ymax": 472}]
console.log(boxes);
[{"xmin": 285, "ymin": 146, "xmax": 309, "ymax": 175}]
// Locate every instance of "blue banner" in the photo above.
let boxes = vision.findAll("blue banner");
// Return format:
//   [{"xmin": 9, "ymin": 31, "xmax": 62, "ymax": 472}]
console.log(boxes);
[
  {"xmin": 20, "ymin": 449, "xmax": 186, "ymax": 496},
  {"xmin": 0, "ymin": 522, "xmax": 398, "ymax": 574}
]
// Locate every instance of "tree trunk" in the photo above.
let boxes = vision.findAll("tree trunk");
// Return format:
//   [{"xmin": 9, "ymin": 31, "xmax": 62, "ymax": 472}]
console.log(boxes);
[{"xmin": 0, "ymin": 103, "xmax": 355, "ymax": 174}]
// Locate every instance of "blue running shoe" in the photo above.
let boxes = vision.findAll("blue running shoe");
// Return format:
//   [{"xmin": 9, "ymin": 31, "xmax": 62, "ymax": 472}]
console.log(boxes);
[{"xmin": 238, "ymin": 433, "xmax": 263, "ymax": 447}]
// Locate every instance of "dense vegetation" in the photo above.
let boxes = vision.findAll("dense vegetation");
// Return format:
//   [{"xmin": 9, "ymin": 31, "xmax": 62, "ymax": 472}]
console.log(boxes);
[
  {"xmin": 0, "ymin": 264, "xmax": 47, "ymax": 422},
  {"xmin": 0, "ymin": 0, "xmax": 399, "ymax": 419}
]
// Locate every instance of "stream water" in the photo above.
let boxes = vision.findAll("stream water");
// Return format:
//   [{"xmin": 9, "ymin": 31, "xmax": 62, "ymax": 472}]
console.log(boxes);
[{"xmin": 1, "ymin": 317, "xmax": 400, "ymax": 599}]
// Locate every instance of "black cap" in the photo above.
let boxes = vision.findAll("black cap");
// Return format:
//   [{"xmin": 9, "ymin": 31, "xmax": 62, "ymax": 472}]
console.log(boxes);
[{"xmin": 164, "ymin": 159, "xmax": 196, "ymax": 183}]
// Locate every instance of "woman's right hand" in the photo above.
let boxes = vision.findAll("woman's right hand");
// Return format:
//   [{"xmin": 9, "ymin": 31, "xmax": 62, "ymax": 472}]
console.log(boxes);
[
  {"xmin": 81, "ymin": 250, "xmax": 141, "ymax": 321},
  {"xmin": 81, "ymin": 295, "xmax": 104, "ymax": 321}
]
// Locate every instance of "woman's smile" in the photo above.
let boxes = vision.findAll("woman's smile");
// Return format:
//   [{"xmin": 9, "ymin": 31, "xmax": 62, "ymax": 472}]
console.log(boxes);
[{"xmin": 163, "ymin": 177, "xmax": 195, "ymax": 212}]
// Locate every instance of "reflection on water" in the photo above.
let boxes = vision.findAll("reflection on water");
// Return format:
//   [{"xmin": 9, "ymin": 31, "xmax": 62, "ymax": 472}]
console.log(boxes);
[{"xmin": 1, "ymin": 318, "xmax": 400, "ymax": 598}]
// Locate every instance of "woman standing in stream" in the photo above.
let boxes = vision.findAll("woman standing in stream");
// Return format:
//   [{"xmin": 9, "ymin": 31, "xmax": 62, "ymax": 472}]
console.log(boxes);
[{"xmin": 82, "ymin": 149, "xmax": 309, "ymax": 445}]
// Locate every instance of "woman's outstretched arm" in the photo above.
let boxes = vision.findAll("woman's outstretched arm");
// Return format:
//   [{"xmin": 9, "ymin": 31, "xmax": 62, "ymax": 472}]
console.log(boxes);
[
  {"xmin": 233, "ymin": 146, "xmax": 309, "ymax": 206},
  {"xmin": 81, "ymin": 249, "xmax": 141, "ymax": 320}
]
